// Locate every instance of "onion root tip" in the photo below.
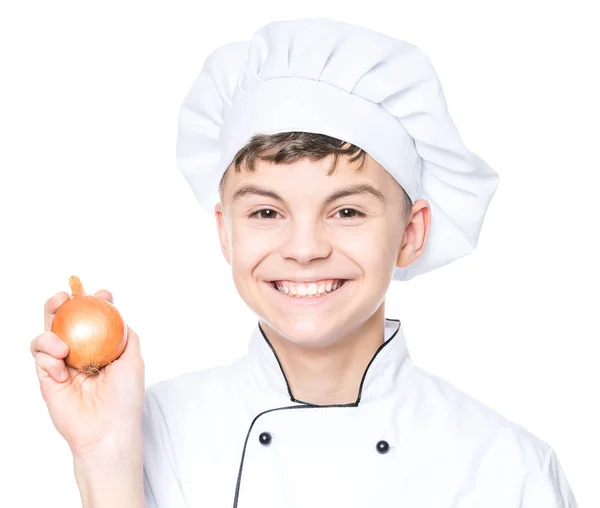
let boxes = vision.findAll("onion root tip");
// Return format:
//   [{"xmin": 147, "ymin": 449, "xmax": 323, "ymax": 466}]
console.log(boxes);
[{"xmin": 80, "ymin": 363, "xmax": 102, "ymax": 375}]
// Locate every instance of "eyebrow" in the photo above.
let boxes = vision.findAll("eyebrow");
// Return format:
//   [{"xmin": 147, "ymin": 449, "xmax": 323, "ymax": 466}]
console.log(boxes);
[{"xmin": 231, "ymin": 183, "xmax": 385, "ymax": 206}]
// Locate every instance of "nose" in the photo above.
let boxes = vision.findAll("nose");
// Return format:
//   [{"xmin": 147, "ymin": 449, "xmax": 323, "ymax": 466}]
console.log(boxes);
[{"xmin": 278, "ymin": 217, "xmax": 332, "ymax": 265}]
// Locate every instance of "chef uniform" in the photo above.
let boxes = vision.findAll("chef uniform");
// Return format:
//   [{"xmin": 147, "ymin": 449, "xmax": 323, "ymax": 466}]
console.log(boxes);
[
  {"xmin": 142, "ymin": 17, "xmax": 579, "ymax": 507},
  {"xmin": 143, "ymin": 319, "xmax": 576, "ymax": 507}
]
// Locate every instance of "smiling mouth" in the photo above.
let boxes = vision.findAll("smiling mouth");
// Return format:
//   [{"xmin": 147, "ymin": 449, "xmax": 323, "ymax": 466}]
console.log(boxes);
[{"xmin": 268, "ymin": 279, "xmax": 349, "ymax": 298}]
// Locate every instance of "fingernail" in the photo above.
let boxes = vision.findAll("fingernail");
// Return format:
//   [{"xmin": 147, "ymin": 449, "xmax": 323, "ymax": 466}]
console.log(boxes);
[{"xmin": 59, "ymin": 370, "xmax": 68, "ymax": 381}]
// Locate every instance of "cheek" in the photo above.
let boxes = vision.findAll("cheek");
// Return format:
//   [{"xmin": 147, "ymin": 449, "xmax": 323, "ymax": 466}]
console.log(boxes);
[
  {"xmin": 229, "ymin": 226, "xmax": 273, "ymax": 270},
  {"xmin": 339, "ymin": 224, "xmax": 398, "ymax": 266}
]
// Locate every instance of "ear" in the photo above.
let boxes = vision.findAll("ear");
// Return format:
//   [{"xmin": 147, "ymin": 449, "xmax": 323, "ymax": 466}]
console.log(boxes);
[
  {"xmin": 396, "ymin": 199, "xmax": 431, "ymax": 269},
  {"xmin": 214, "ymin": 202, "xmax": 231, "ymax": 265}
]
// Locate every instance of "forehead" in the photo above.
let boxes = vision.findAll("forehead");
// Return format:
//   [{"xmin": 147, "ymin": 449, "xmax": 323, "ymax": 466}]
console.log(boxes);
[{"xmin": 223, "ymin": 152, "xmax": 398, "ymax": 196}]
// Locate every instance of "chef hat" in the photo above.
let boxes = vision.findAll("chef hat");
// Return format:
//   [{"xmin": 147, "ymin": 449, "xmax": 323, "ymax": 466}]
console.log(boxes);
[{"xmin": 176, "ymin": 17, "xmax": 499, "ymax": 281}]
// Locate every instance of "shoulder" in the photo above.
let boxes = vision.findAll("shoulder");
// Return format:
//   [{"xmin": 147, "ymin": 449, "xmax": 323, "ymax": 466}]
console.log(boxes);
[
  {"xmin": 143, "ymin": 356, "xmax": 247, "ymax": 416},
  {"xmin": 405, "ymin": 364, "xmax": 551, "ymax": 468},
  {"xmin": 403, "ymin": 366, "xmax": 577, "ymax": 504}
]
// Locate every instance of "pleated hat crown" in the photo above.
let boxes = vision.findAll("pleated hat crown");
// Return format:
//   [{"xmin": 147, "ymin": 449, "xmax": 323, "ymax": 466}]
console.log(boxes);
[{"xmin": 176, "ymin": 17, "xmax": 499, "ymax": 281}]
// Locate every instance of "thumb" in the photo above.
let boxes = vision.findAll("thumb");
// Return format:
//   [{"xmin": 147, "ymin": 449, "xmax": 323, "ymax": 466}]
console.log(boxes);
[{"xmin": 118, "ymin": 324, "xmax": 143, "ymax": 365}]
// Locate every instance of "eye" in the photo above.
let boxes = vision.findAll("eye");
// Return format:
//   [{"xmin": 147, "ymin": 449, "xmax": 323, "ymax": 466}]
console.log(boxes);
[
  {"xmin": 249, "ymin": 208, "xmax": 281, "ymax": 219},
  {"xmin": 335, "ymin": 208, "xmax": 366, "ymax": 219}
]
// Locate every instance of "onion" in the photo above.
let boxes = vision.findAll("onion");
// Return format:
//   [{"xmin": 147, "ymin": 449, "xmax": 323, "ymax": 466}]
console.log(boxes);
[{"xmin": 51, "ymin": 275, "xmax": 128, "ymax": 375}]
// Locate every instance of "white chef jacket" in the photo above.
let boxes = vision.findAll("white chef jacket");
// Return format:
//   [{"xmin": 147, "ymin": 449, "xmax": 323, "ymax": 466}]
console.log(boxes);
[{"xmin": 141, "ymin": 318, "xmax": 578, "ymax": 507}]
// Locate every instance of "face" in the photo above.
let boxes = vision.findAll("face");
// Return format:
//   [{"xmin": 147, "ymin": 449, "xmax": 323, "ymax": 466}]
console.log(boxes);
[{"xmin": 215, "ymin": 153, "xmax": 430, "ymax": 349}]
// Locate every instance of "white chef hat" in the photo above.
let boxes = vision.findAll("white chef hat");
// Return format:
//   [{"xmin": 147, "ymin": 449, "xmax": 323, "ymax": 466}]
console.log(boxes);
[{"xmin": 176, "ymin": 17, "xmax": 499, "ymax": 281}]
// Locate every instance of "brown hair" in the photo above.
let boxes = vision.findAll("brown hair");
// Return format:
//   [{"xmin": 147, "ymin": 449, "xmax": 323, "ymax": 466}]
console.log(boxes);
[{"xmin": 219, "ymin": 131, "xmax": 412, "ymax": 216}]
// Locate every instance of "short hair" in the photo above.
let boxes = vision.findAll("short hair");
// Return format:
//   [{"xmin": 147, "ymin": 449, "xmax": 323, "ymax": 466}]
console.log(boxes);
[{"xmin": 219, "ymin": 131, "xmax": 413, "ymax": 217}]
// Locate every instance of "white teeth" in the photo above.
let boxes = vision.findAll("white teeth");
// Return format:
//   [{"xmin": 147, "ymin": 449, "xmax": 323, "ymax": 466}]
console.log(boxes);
[{"xmin": 274, "ymin": 280, "xmax": 346, "ymax": 297}]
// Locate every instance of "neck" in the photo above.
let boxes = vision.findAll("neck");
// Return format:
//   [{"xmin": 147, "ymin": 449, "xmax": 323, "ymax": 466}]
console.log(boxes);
[{"xmin": 259, "ymin": 305, "xmax": 386, "ymax": 405}]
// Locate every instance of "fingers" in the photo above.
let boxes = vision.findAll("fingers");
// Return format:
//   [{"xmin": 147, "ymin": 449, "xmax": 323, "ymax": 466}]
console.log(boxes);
[
  {"xmin": 120, "ymin": 325, "xmax": 139, "ymax": 357},
  {"xmin": 30, "ymin": 330, "xmax": 69, "ymax": 361},
  {"xmin": 94, "ymin": 289, "xmax": 113, "ymax": 303},
  {"xmin": 118, "ymin": 325, "xmax": 144, "ymax": 368},
  {"xmin": 34, "ymin": 352, "xmax": 69, "ymax": 383},
  {"xmin": 31, "ymin": 332, "xmax": 71, "ymax": 383},
  {"xmin": 44, "ymin": 292, "xmax": 70, "ymax": 332}
]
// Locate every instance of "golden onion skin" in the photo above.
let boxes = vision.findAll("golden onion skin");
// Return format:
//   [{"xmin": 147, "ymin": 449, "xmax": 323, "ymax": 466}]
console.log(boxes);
[{"xmin": 51, "ymin": 293, "xmax": 127, "ymax": 375}]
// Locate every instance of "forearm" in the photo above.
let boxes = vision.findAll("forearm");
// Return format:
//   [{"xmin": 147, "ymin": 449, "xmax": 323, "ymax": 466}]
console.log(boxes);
[{"xmin": 73, "ymin": 435, "xmax": 145, "ymax": 508}]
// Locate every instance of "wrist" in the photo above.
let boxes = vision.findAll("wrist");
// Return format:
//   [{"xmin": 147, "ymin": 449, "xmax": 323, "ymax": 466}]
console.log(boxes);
[
  {"xmin": 73, "ymin": 439, "xmax": 144, "ymax": 508},
  {"xmin": 72, "ymin": 427, "xmax": 142, "ymax": 464}
]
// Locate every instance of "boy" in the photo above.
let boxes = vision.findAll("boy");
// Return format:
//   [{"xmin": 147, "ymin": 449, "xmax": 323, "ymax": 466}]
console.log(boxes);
[{"xmin": 32, "ymin": 16, "xmax": 578, "ymax": 508}]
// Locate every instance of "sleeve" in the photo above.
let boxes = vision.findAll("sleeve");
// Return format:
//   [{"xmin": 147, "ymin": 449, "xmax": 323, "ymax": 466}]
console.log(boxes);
[
  {"xmin": 520, "ymin": 446, "xmax": 579, "ymax": 507},
  {"xmin": 143, "ymin": 465, "xmax": 158, "ymax": 508},
  {"xmin": 141, "ymin": 386, "xmax": 188, "ymax": 508}
]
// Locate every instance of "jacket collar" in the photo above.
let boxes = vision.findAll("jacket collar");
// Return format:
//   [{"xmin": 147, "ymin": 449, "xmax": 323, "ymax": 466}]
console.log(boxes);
[{"xmin": 246, "ymin": 318, "xmax": 410, "ymax": 406}]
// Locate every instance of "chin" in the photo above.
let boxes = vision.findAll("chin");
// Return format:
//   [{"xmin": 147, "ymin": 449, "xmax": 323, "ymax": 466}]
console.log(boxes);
[{"xmin": 262, "ymin": 314, "xmax": 349, "ymax": 349}]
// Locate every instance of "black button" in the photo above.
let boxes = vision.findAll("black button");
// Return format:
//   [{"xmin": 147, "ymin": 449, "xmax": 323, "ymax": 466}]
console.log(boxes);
[
  {"xmin": 376, "ymin": 440, "xmax": 390, "ymax": 454},
  {"xmin": 259, "ymin": 432, "xmax": 272, "ymax": 446}
]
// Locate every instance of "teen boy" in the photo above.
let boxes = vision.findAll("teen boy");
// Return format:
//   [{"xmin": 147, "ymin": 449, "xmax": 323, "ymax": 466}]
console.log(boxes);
[{"xmin": 32, "ymin": 16, "xmax": 578, "ymax": 508}]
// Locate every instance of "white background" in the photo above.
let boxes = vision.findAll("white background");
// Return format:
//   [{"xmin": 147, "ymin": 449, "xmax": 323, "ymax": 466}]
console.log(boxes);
[{"xmin": 1, "ymin": 1, "xmax": 598, "ymax": 506}]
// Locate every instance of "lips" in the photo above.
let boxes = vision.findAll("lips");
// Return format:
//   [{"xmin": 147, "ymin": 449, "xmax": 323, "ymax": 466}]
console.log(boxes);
[{"xmin": 268, "ymin": 278, "xmax": 346, "ymax": 284}]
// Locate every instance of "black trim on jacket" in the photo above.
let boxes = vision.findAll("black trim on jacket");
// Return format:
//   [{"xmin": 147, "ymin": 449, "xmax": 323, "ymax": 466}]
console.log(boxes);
[{"xmin": 232, "ymin": 318, "xmax": 402, "ymax": 507}]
